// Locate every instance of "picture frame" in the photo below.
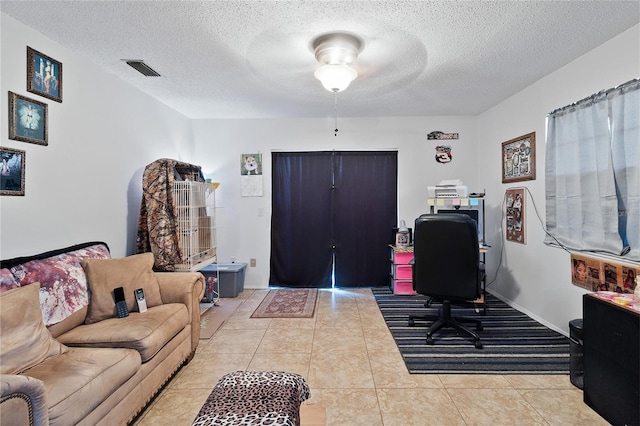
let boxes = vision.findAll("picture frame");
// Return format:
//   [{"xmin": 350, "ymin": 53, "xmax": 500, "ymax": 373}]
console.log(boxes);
[
  {"xmin": 505, "ymin": 187, "xmax": 525, "ymax": 244},
  {"xmin": 26, "ymin": 46, "xmax": 62, "ymax": 102},
  {"xmin": 1, "ymin": 147, "xmax": 26, "ymax": 196},
  {"xmin": 8, "ymin": 91, "xmax": 48, "ymax": 146},
  {"xmin": 502, "ymin": 132, "xmax": 536, "ymax": 183}
]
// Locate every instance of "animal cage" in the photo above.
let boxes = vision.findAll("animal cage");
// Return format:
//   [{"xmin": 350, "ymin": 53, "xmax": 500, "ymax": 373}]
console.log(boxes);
[{"xmin": 173, "ymin": 179, "xmax": 217, "ymax": 271}]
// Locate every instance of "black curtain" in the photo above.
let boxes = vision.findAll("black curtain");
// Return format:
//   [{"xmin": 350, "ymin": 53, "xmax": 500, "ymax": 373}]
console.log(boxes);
[
  {"xmin": 334, "ymin": 151, "xmax": 398, "ymax": 286},
  {"xmin": 270, "ymin": 151, "xmax": 397, "ymax": 288},
  {"xmin": 270, "ymin": 152, "xmax": 333, "ymax": 287}
]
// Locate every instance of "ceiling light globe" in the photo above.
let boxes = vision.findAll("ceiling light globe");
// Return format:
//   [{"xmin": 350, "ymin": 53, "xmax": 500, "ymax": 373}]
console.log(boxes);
[{"xmin": 314, "ymin": 64, "xmax": 358, "ymax": 92}]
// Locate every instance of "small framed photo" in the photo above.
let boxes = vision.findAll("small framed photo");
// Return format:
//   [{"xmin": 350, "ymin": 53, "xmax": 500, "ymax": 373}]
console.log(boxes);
[
  {"xmin": 502, "ymin": 132, "xmax": 536, "ymax": 183},
  {"xmin": 9, "ymin": 92, "xmax": 48, "ymax": 146},
  {"xmin": 1, "ymin": 147, "xmax": 26, "ymax": 196},
  {"xmin": 26, "ymin": 47, "xmax": 62, "ymax": 102}
]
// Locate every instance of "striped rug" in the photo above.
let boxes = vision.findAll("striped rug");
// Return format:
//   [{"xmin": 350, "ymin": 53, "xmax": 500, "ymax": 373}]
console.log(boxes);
[{"xmin": 372, "ymin": 287, "xmax": 570, "ymax": 374}]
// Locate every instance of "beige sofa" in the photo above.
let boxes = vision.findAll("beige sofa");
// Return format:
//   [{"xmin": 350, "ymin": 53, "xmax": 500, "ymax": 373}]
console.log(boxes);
[{"xmin": 0, "ymin": 242, "xmax": 204, "ymax": 425}]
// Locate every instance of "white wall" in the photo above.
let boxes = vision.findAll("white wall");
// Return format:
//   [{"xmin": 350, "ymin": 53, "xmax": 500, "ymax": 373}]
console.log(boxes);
[
  {"xmin": 477, "ymin": 24, "xmax": 640, "ymax": 334},
  {"xmin": 0, "ymin": 13, "xmax": 193, "ymax": 258},
  {"xmin": 192, "ymin": 116, "xmax": 479, "ymax": 288}
]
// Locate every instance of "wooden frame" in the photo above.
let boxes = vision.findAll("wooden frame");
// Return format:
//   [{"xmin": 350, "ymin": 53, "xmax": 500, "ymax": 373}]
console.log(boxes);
[
  {"xmin": 8, "ymin": 92, "xmax": 48, "ymax": 146},
  {"xmin": 26, "ymin": 46, "xmax": 62, "ymax": 102},
  {"xmin": 0, "ymin": 147, "xmax": 26, "ymax": 196},
  {"xmin": 502, "ymin": 132, "xmax": 536, "ymax": 183}
]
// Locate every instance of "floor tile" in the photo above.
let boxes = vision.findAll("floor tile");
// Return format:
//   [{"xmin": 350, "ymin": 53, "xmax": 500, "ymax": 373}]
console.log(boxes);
[
  {"xmin": 447, "ymin": 388, "xmax": 547, "ymax": 425},
  {"xmin": 377, "ymin": 388, "xmax": 466, "ymax": 425},
  {"xmin": 520, "ymin": 389, "xmax": 609, "ymax": 425}
]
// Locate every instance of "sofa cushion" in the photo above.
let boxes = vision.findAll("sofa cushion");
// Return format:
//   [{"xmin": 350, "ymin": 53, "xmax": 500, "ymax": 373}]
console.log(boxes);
[
  {"xmin": 0, "ymin": 283, "xmax": 67, "ymax": 375},
  {"xmin": 56, "ymin": 303, "xmax": 188, "ymax": 362},
  {"xmin": 22, "ymin": 346, "xmax": 141, "ymax": 426},
  {"xmin": 82, "ymin": 252, "xmax": 163, "ymax": 324},
  {"xmin": 9, "ymin": 243, "xmax": 111, "ymax": 326}
]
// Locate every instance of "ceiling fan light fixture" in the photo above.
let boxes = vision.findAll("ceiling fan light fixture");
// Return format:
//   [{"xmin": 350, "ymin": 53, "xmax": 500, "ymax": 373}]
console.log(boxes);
[{"xmin": 314, "ymin": 64, "xmax": 358, "ymax": 92}]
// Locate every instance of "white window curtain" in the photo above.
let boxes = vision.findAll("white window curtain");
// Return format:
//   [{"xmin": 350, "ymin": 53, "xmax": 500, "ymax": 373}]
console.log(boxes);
[
  {"xmin": 545, "ymin": 79, "xmax": 640, "ymax": 261},
  {"xmin": 610, "ymin": 79, "xmax": 640, "ymax": 260}
]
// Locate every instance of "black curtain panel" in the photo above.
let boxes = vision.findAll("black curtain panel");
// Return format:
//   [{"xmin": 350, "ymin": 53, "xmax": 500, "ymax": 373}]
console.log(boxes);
[
  {"xmin": 333, "ymin": 151, "xmax": 398, "ymax": 286},
  {"xmin": 270, "ymin": 151, "xmax": 397, "ymax": 288},
  {"xmin": 270, "ymin": 152, "xmax": 333, "ymax": 287}
]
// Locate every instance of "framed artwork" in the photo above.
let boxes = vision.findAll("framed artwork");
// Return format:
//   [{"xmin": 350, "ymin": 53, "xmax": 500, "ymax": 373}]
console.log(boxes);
[
  {"xmin": 8, "ymin": 92, "xmax": 48, "ymax": 146},
  {"xmin": 26, "ymin": 47, "xmax": 62, "ymax": 102},
  {"xmin": 505, "ymin": 187, "xmax": 525, "ymax": 244},
  {"xmin": 1, "ymin": 147, "xmax": 26, "ymax": 196},
  {"xmin": 502, "ymin": 132, "xmax": 535, "ymax": 183}
]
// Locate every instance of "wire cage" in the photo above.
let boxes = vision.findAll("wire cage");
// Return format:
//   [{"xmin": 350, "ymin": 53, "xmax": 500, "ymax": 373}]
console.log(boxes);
[{"xmin": 173, "ymin": 180, "xmax": 217, "ymax": 271}]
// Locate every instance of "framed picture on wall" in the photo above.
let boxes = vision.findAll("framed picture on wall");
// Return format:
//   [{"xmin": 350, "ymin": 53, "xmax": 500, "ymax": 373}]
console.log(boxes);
[
  {"xmin": 26, "ymin": 46, "xmax": 62, "ymax": 103},
  {"xmin": 1, "ymin": 147, "xmax": 26, "ymax": 196},
  {"xmin": 502, "ymin": 132, "xmax": 536, "ymax": 183},
  {"xmin": 8, "ymin": 92, "xmax": 48, "ymax": 146},
  {"xmin": 505, "ymin": 187, "xmax": 525, "ymax": 244}
]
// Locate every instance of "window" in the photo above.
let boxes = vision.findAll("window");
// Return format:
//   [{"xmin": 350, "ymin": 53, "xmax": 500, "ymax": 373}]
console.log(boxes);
[{"xmin": 545, "ymin": 78, "xmax": 639, "ymax": 261}]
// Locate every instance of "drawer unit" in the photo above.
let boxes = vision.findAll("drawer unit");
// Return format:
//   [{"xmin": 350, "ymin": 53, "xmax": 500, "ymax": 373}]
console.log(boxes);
[{"xmin": 390, "ymin": 246, "xmax": 415, "ymax": 295}]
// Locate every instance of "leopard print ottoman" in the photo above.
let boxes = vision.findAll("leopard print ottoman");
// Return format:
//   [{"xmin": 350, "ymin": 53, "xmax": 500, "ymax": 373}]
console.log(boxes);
[{"xmin": 192, "ymin": 371, "xmax": 311, "ymax": 426}]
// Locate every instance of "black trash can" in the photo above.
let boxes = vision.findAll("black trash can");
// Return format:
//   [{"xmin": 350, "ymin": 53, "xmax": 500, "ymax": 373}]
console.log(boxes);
[{"xmin": 569, "ymin": 319, "xmax": 584, "ymax": 389}]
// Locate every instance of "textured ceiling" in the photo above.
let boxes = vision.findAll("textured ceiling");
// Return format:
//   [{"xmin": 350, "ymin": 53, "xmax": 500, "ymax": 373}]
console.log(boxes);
[{"xmin": 2, "ymin": 1, "xmax": 638, "ymax": 119}]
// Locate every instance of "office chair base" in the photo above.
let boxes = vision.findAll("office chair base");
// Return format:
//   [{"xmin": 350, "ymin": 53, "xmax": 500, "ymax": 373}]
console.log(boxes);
[{"xmin": 408, "ymin": 301, "xmax": 483, "ymax": 349}]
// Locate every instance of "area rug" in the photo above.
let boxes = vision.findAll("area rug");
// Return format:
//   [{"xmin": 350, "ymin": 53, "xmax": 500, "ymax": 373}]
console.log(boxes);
[
  {"xmin": 372, "ymin": 287, "xmax": 570, "ymax": 374},
  {"xmin": 251, "ymin": 288, "xmax": 318, "ymax": 318}
]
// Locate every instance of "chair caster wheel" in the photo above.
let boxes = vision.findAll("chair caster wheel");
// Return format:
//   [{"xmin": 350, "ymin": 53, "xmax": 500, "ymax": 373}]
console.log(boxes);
[
  {"xmin": 426, "ymin": 337, "xmax": 434, "ymax": 345},
  {"xmin": 408, "ymin": 319, "xmax": 415, "ymax": 327},
  {"xmin": 475, "ymin": 341, "xmax": 483, "ymax": 349}
]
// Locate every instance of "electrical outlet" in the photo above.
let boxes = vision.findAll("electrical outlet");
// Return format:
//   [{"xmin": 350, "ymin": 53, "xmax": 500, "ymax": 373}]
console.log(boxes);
[{"xmin": 250, "ymin": 258, "xmax": 256, "ymax": 267}]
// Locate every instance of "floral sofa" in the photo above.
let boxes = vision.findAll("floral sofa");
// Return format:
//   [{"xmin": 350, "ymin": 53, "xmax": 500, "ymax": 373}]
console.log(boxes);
[{"xmin": 0, "ymin": 242, "xmax": 204, "ymax": 425}]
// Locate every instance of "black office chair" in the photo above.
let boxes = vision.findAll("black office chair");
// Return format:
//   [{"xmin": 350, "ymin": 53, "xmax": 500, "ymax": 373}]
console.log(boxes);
[{"xmin": 408, "ymin": 214, "xmax": 484, "ymax": 349}]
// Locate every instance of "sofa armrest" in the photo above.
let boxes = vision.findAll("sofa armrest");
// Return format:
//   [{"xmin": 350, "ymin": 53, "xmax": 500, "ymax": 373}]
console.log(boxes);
[
  {"xmin": 155, "ymin": 272, "xmax": 205, "ymax": 355},
  {"xmin": 1, "ymin": 374, "xmax": 49, "ymax": 426}
]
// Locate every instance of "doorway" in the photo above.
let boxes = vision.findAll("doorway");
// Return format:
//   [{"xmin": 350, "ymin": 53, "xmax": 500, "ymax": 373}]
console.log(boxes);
[{"xmin": 270, "ymin": 151, "xmax": 398, "ymax": 288}]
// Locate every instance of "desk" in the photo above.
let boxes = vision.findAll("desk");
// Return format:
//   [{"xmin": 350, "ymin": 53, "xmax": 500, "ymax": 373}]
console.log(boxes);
[{"xmin": 583, "ymin": 293, "xmax": 639, "ymax": 425}]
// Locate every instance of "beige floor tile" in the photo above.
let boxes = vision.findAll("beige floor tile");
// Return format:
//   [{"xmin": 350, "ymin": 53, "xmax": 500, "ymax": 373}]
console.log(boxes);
[
  {"xmin": 447, "ymin": 388, "xmax": 546, "ymax": 425},
  {"xmin": 363, "ymin": 327, "xmax": 402, "ymax": 353},
  {"xmin": 377, "ymin": 388, "xmax": 466, "ymax": 425},
  {"xmin": 256, "ymin": 326, "xmax": 314, "ymax": 353},
  {"xmin": 504, "ymin": 374, "xmax": 574, "ymax": 389},
  {"xmin": 202, "ymin": 328, "xmax": 266, "ymax": 353},
  {"xmin": 307, "ymin": 388, "xmax": 383, "ymax": 426},
  {"xmin": 369, "ymin": 352, "xmax": 444, "ymax": 389},
  {"xmin": 520, "ymin": 389, "xmax": 609, "ymax": 425},
  {"xmin": 439, "ymin": 374, "xmax": 514, "ymax": 389},
  {"xmin": 247, "ymin": 352, "xmax": 311, "ymax": 378},
  {"xmin": 219, "ymin": 315, "xmax": 272, "ymax": 330},
  {"xmin": 269, "ymin": 317, "xmax": 318, "ymax": 329},
  {"xmin": 135, "ymin": 388, "xmax": 211, "ymax": 426},
  {"xmin": 312, "ymin": 326, "xmax": 366, "ymax": 353},
  {"xmin": 308, "ymin": 351, "xmax": 375, "ymax": 389},
  {"xmin": 169, "ymin": 352, "xmax": 254, "ymax": 389}
]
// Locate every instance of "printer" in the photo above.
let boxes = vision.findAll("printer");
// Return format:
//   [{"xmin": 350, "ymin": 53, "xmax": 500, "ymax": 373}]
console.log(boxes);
[{"xmin": 427, "ymin": 179, "xmax": 469, "ymax": 198}]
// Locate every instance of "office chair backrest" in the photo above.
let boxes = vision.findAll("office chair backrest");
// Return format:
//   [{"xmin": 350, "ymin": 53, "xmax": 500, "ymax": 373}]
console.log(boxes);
[{"xmin": 413, "ymin": 213, "xmax": 481, "ymax": 301}]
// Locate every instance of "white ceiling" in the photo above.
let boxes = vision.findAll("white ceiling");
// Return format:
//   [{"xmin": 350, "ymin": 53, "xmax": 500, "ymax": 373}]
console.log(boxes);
[{"xmin": 2, "ymin": 1, "xmax": 638, "ymax": 119}]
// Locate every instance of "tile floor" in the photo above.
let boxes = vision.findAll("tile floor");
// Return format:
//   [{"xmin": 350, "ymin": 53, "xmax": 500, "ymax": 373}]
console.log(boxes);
[{"xmin": 133, "ymin": 288, "xmax": 608, "ymax": 426}]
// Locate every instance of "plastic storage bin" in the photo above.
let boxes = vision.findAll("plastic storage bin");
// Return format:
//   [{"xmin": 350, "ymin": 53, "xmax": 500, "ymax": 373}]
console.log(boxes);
[
  {"xmin": 200, "ymin": 263, "xmax": 247, "ymax": 298},
  {"xmin": 569, "ymin": 318, "xmax": 584, "ymax": 389}
]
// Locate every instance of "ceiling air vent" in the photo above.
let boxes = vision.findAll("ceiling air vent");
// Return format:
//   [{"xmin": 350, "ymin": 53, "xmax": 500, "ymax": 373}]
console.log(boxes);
[{"xmin": 124, "ymin": 60, "xmax": 161, "ymax": 77}]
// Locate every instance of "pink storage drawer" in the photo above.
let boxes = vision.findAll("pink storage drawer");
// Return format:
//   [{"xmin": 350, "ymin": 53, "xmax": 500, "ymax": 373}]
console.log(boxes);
[
  {"xmin": 394, "ymin": 252, "xmax": 414, "ymax": 265},
  {"xmin": 393, "ymin": 280, "xmax": 415, "ymax": 295},
  {"xmin": 395, "ymin": 265, "xmax": 413, "ymax": 279}
]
